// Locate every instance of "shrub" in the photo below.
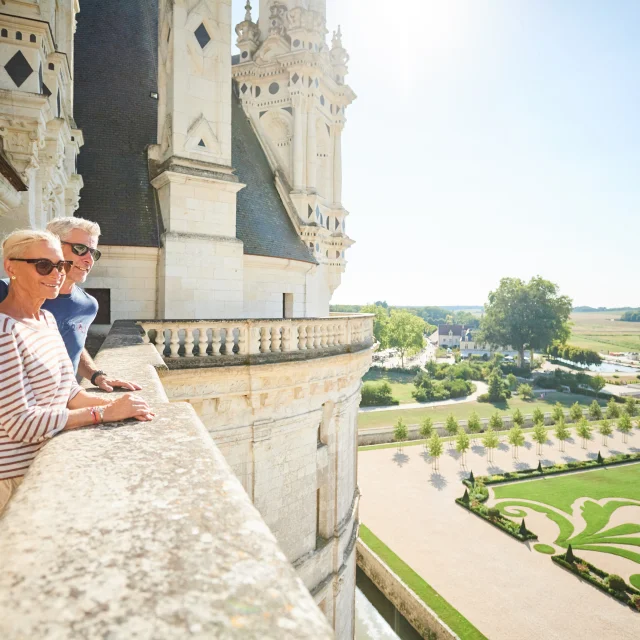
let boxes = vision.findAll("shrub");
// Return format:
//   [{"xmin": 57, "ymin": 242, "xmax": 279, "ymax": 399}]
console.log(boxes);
[
  {"xmin": 360, "ymin": 381, "xmax": 398, "ymax": 407},
  {"xmin": 607, "ymin": 574, "xmax": 627, "ymax": 593},
  {"xmin": 477, "ymin": 393, "xmax": 490, "ymax": 403},
  {"xmin": 606, "ymin": 397, "xmax": 621, "ymax": 419},
  {"xmin": 442, "ymin": 378, "xmax": 474, "ymax": 398},
  {"xmin": 588, "ymin": 399, "xmax": 603, "ymax": 420},
  {"xmin": 532, "ymin": 407, "xmax": 545, "ymax": 424},
  {"xmin": 569, "ymin": 402, "xmax": 583, "ymax": 422},
  {"xmin": 487, "ymin": 507, "xmax": 500, "ymax": 520},
  {"xmin": 517, "ymin": 383, "xmax": 533, "ymax": 400}
]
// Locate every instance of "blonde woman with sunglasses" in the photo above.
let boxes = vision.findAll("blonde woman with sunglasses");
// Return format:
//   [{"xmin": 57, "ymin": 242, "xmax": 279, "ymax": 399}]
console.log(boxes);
[{"xmin": 0, "ymin": 230, "xmax": 154, "ymax": 516}]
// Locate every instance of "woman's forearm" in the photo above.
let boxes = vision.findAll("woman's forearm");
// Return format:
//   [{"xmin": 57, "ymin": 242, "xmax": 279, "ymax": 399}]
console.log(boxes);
[
  {"xmin": 68, "ymin": 389, "xmax": 111, "ymax": 410},
  {"xmin": 64, "ymin": 407, "xmax": 100, "ymax": 431}
]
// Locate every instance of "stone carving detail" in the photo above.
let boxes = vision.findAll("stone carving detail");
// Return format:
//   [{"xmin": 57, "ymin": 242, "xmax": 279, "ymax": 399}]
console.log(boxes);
[
  {"xmin": 287, "ymin": 7, "xmax": 326, "ymax": 36},
  {"xmin": 235, "ymin": 1, "xmax": 260, "ymax": 50},
  {"xmin": 268, "ymin": 3, "xmax": 288, "ymax": 38},
  {"xmin": 330, "ymin": 26, "xmax": 350, "ymax": 67}
]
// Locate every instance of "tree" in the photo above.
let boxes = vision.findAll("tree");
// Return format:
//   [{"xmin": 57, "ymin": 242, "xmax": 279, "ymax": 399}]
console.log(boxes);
[
  {"xmin": 532, "ymin": 407, "xmax": 545, "ymax": 425},
  {"xmin": 456, "ymin": 428, "xmax": 470, "ymax": 467},
  {"xmin": 618, "ymin": 412, "xmax": 632, "ymax": 444},
  {"xmin": 512, "ymin": 408, "xmax": 524, "ymax": 428},
  {"xmin": 489, "ymin": 411, "xmax": 503, "ymax": 431},
  {"xmin": 625, "ymin": 396, "xmax": 638, "ymax": 418},
  {"xmin": 388, "ymin": 310, "xmax": 426, "ymax": 368},
  {"xmin": 606, "ymin": 397, "xmax": 620, "ymax": 420},
  {"xmin": 506, "ymin": 373, "xmax": 518, "ymax": 390},
  {"xmin": 361, "ymin": 304, "xmax": 390, "ymax": 350},
  {"xmin": 419, "ymin": 417, "xmax": 433, "ymax": 448},
  {"xmin": 598, "ymin": 419, "xmax": 613, "ymax": 447},
  {"xmin": 393, "ymin": 418, "xmax": 408, "ymax": 450},
  {"xmin": 569, "ymin": 402, "xmax": 583, "ymax": 423},
  {"xmin": 554, "ymin": 419, "xmax": 570, "ymax": 452},
  {"xmin": 590, "ymin": 375, "xmax": 606, "ymax": 398},
  {"xmin": 467, "ymin": 411, "xmax": 482, "ymax": 441},
  {"xmin": 482, "ymin": 427, "xmax": 499, "ymax": 463},
  {"xmin": 445, "ymin": 414, "xmax": 458, "ymax": 447},
  {"xmin": 576, "ymin": 418, "xmax": 592, "ymax": 449},
  {"xmin": 588, "ymin": 399, "xmax": 603, "ymax": 421},
  {"xmin": 487, "ymin": 368, "xmax": 507, "ymax": 402},
  {"xmin": 479, "ymin": 277, "xmax": 572, "ymax": 367},
  {"xmin": 532, "ymin": 422, "xmax": 548, "ymax": 456},
  {"xmin": 552, "ymin": 402, "xmax": 565, "ymax": 424},
  {"xmin": 517, "ymin": 383, "xmax": 533, "ymax": 400},
  {"xmin": 427, "ymin": 432, "xmax": 443, "ymax": 471},
  {"xmin": 507, "ymin": 425, "xmax": 525, "ymax": 458}
]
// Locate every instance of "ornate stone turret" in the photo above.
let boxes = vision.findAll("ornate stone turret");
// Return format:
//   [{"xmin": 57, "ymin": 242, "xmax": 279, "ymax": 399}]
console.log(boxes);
[
  {"xmin": 235, "ymin": 2, "xmax": 261, "ymax": 62},
  {"xmin": 233, "ymin": 0, "xmax": 356, "ymax": 305}
]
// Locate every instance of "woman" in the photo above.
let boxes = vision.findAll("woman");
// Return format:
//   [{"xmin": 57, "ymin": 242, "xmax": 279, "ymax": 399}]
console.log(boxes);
[{"xmin": 0, "ymin": 229, "xmax": 154, "ymax": 515}]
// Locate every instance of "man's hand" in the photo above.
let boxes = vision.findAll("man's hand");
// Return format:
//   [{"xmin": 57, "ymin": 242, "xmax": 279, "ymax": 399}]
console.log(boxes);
[{"xmin": 94, "ymin": 375, "xmax": 142, "ymax": 393}]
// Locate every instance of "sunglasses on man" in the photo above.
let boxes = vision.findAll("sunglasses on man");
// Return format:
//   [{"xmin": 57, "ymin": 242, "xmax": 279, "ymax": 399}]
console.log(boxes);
[
  {"xmin": 10, "ymin": 259, "xmax": 74, "ymax": 276},
  {"xmin": 61, "ymin": 241, "xmax": 102, "ymax": 261}
]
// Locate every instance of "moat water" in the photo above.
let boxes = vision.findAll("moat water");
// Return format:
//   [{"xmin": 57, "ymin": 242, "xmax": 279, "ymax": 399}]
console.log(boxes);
[{"xmin": 355, "ymin": 568, "xmax": 422, "ymax": 640}]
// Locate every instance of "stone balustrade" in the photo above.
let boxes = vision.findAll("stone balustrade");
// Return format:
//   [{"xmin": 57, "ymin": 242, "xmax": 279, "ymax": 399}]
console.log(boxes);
[
  {"xmin": 0, "ymin": 321, "xmax": 333, "ymax": 639},
  {"xmin": 138, "ymin": 314, "xmax": 374, "ymax": 363}
]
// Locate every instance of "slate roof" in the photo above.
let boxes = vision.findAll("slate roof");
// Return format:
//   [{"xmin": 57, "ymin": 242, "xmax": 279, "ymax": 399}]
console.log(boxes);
[
  {"xmin": 438, "ymin": 324, "xmax": 464, "ymax": 336},
  {"xmin": 232, "ymin": 95, "xmax": 316, "ymax": 264},
  {"xmin": 74, "ymin": 0, "xmax": 162, "ymax": 247},
  {"xmin": 73, "ymin": 1, "xmax": 313, "ymax": 265}
]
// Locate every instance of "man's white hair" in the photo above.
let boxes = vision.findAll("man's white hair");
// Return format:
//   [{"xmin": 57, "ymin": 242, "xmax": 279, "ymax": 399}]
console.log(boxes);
[
  {"xmin": 47, "ymin": 216, "xmax": 101, "ymax": 241},
  {"xmin": 2, "ymin": 229, "xmax": 62, "ymax": 259}
]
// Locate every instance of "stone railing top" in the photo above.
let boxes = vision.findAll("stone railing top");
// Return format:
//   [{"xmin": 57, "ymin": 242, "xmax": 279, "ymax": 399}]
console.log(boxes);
[
  {"xmin": 138, "ymin": 314, "xmax": 375, "ymax": 366},
  {"xmin": 0, "ymin": 321, "xmax": 333, "ymax": 640}
]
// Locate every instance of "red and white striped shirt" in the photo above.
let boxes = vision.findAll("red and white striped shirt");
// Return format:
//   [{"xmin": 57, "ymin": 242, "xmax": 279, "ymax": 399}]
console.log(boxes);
[{"xmin": 0, "ymin": 311, "xmax": 82, "ymax": 480}]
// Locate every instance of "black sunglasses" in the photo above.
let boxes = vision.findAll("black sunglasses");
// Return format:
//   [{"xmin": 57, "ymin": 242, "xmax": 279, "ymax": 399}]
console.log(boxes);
[
  {"xmin": 61, "ymin": 241, "xmax": 102, "ymax": 261},
  {"xmin": 10, "ymin": 259, "xmax": 74, "ymax": 276}
]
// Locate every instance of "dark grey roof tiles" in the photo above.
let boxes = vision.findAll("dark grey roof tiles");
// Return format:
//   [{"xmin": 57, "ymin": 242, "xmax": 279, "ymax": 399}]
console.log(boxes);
[
  {"xmin": 74, "ymin": 0, "xmax": 161, "ymax": 247},
  {"xmin": 232, "ymin": 96, "xmax": 316, "ymax": 264}
]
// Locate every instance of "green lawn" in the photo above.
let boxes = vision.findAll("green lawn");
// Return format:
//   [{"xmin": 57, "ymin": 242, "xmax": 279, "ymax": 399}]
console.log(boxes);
[
  {"xmin": 358, "ymin": 391, "xmax": 604, "ymax": 430},
  {"xmin": 359, "ymin": 525, "xmax": 488, "ymax": 640},
  {"xmin": 569, "ymin": 311, "xmax": 640, "ymax": 353},
  {"xmin": 363, "ymin": 369, "xmax": 416, "ymax": 404},
  {"xmin": 493, "ymin": 463, "xmax": 640, "ymax": 566}
]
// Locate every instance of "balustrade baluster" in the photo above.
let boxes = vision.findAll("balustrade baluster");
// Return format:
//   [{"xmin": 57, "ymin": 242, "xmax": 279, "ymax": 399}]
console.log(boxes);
[
  {"xmin": 154, "ymin": 327, "xmax": 166, "ymax": 355},
  {"xmin": 281, "ymin": 325, "xmax": 291, "ymax": 352},
  {"xmin": 313, "ymin": 324, "xmax": 322, "ymax": 349},
  {"xmin": 198, "ymin": 327, "xmax": 209, "ymax": 356},
  {"xmin": 271, "ymin": 325, "xmax": 282, "ymax": 352},
  {"xmin": 249, "ymin": 326, "xmax": 261, "ymax": 354},
  {"xmin": 169, "ymin": 328, "xmax": 180, "ymax": 358},
  {"xmin": 306, "ymin": 324, "xmax": 315, "ymax": 350},
  {"xmin": 328, "ymin": 323, "xmax": 335, "ymax": 347},
  {"xmin": 320, "ymin": 324, "xmax": 328, "ymax": 348},
  {"xmin": 260, "ymin": 326, "xmax": 271, "ymax": 353},
  {"xmin": 184, "ymin": 328, "xmax": 195, "ymax": 357},
  {"xmin": 298, "ymin": 325, "xmax": 307, "ymax": 350},
  {"xmin": 212, "ymin": 328, "xmax": 222, "ymax": 356},
  {"xmin": 141, "ymin": 325, "xmax": 151, "ymax": 344},
  {"xmin": 237, "ymin": 325, "xmax": 248, "ymax": 355}
]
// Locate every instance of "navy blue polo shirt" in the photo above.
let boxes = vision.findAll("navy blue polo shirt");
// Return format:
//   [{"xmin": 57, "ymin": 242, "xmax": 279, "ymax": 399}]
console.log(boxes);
[{"xmin": 0, "ymin": 280, "xmax": 98, "ymax": 373}]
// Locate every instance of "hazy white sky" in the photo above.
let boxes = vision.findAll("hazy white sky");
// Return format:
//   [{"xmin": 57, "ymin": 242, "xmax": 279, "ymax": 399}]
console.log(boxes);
[{"xmin": 233, "ymin": 1, "xmax": 640, "ymax": 309}]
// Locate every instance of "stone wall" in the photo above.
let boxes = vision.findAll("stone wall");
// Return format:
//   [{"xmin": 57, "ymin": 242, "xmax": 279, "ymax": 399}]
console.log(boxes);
[
  {"xmin": 0, "ymin": 321, "xmax": 333, "ymax": 639},
  {"xmin": 357, "ymin": 539, "xmax": 459, "ymax": 640},
  {"xmin": 160, "ymin": 342, "xmax": 373, "ymax": 638}
]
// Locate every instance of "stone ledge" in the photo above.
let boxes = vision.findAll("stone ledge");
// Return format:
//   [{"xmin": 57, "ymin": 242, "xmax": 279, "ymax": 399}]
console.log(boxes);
[{"xmin": 0, "ymin": 321, "xmax": 333, "ymax": 639}]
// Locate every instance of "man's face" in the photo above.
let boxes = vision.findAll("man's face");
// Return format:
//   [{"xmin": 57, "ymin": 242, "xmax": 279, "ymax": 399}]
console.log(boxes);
[{"xmin": 60, "ymin": 228, "xmax": 99, "ymax": 285}]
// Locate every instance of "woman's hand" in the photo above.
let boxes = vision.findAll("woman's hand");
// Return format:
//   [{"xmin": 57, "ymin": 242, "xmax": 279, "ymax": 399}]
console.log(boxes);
[{"xmin": 103, "ymin": 393, "xmax": 155, "ymax": 423}]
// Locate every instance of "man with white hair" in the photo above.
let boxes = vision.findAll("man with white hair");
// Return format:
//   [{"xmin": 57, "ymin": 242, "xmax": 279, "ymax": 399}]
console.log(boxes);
[{"xmin": 0, "ymin": 217, "xmax": 140, "ymax": 392}]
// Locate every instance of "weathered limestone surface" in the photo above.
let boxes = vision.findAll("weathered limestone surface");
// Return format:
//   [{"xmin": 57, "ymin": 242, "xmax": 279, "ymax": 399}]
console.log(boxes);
[{"xmin": 0, "ymin": 321, "xmax": 332, "ymax": 640}]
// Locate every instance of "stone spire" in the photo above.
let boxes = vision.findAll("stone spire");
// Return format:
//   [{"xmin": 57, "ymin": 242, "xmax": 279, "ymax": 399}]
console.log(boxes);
[
  {"xmin": 235, "ymin": 1, "xmax": 261, "ymax": 61},
  {"xmin": 330, "ymin": 25, "xmax": 350, "ymax": 85}
]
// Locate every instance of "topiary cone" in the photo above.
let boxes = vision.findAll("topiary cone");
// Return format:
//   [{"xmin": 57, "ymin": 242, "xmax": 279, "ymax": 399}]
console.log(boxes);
[
  {"xmin": 519, "ymin": 519, "xmax": 527, "ymax": 536},
  {"xmin": 462, "ymin": 488, "xmax": 469, "ymax": 504},
  {"xmin": 469, "ymin": 470, "xmax": 475, "ymax": 485},
  {"xmin": 566, "ymin": 544, "xmax": 576, "ymax": 563},
  {"xmin": 537, "ymin": 460, "xmax": 543, "ymax": 473},
  {"xmin": 597, "ymin": 451, "xmax": 604, "ymax": 464}
]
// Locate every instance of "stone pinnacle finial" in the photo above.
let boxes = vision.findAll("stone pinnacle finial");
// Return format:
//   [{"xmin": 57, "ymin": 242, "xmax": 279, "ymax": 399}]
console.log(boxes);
[
  {"xmin": 332, "ymin": 25, "xmax": 343, "ymax": 49},
  {"xmin": 244, "ymin": 1, "xmax": 252, "ymax": 22}
]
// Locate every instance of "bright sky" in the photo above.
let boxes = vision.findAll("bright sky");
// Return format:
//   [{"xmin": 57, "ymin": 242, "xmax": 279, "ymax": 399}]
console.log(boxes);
[{"xmin": 232, "ymin": 1, "xmax": 639, "ymax": 309}]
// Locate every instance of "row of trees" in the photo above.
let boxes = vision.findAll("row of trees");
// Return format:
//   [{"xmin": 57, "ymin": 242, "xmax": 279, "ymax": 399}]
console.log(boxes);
[
  {"xmin": 621, "ymin": 310, "xmax": 640, "ymax": 322},
  {"xmin": 547, "ymin": 342, "xmax": 602, "ymax": 366}
]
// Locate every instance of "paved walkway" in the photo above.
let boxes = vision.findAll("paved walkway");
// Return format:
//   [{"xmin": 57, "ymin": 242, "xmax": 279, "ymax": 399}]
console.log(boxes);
[
  {"xmin": 358, "ymin": 430, "xmax": 640, "ymax": 639},
  {"xmin": 359, "ymin": 381, "xmax": 488, "ymax": 413}
]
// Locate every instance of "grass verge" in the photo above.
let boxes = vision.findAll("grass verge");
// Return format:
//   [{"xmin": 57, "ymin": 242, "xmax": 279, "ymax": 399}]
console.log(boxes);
[{"xmin": 359, "ymin": 524, "xmax": 488, "ymax": 640}]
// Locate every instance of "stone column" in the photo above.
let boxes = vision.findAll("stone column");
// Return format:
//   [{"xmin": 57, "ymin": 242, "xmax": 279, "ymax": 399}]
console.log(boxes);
[
  {"xmin": 306, "ymin": 97, "xmax": 317, "ymax": 191},
  {"xmin": 293, "ymin": 96, "xmax": 304, "ymax": 190},
  {"xmin": 332, "ymin": 123, "xmax": 343, "ymax": 205}
]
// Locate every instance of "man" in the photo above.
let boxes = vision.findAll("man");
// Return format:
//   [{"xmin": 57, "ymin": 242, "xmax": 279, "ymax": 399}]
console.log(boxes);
[{"xmin": 0, "ymin": 216, "xmax": 140, "ymax": 392}]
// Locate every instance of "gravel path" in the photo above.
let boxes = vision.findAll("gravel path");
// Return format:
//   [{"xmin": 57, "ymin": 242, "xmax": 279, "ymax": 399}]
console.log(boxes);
[{"xmin": 358, "ymin": 430, "xmax": 640, "ymax": 639}]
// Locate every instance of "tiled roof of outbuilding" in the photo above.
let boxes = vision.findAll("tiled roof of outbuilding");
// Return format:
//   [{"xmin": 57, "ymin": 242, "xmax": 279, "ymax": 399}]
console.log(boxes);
[{"xmin": 74, "ymin": 0, "xmax": 162, "ymax": 247}]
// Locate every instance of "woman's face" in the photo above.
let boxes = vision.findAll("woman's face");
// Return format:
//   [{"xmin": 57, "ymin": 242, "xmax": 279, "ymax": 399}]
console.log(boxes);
[{"xmin": 5, "ymin": 240, "xmax": 67, "ymax": 301}]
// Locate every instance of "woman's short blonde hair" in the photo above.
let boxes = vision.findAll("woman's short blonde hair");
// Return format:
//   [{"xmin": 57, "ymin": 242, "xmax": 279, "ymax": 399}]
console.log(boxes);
[
  {"xmin": 47, "ymin": 216, "xmax": 101, "ymax": 241},
  {"xmin": 2, "ymin": 229, "xmax": 63, "ymax": 260}
]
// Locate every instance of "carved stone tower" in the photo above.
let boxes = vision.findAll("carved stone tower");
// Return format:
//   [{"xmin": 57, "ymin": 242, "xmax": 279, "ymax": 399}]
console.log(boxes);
[
  {"xmin": 151, "ymin": 0, "xmax": 244, "ymax": 318},
  {"xmin": 232, "ymin": 0, "xmax": 355, "ymax": 312}
]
